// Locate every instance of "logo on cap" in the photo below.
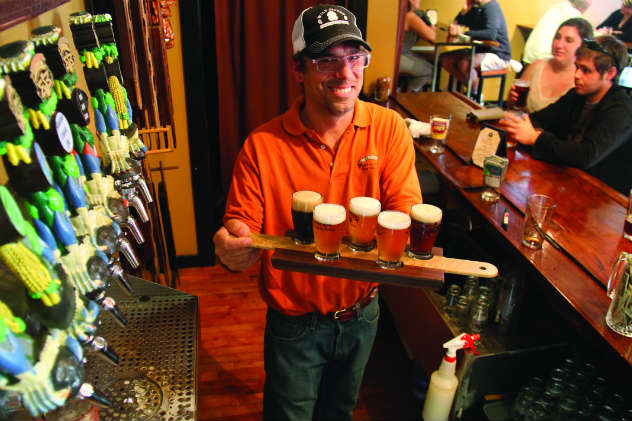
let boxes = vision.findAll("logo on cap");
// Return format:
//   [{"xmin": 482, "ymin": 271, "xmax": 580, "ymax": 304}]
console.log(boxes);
[{"xmin": 318, "ymin": 9, "xmax": 349, "ymax": 29}]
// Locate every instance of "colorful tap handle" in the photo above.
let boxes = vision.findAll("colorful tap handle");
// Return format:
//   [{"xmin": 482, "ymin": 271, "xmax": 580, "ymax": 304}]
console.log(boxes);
[
  {"xmin": 93, "ymin": 106, "xmax": 107, "ymax": 135},
  {"xmin": 105, "ymin": 104, "xmax": 119, "ymax": 133},
  {"xmin": 0, "ymin": 326, "xmax": 32, "ymax": 376}
]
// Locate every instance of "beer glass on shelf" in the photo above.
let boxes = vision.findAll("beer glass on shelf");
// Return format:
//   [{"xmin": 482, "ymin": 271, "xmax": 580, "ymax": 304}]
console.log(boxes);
[
  {"xmin": 291, "ymin": 190, "xmax": 322, "ymax": 245},
  {"xmin": 348, "ymin": 196, "xmax": 381, "ymax": 252},
  {"xmin": 429, "ymin": 114, "xmax": 451, "ymax": 154},
  {"xmin": 313, "ymin": 203, "xmax": 346, "ymax": 261},
  {"xmin": 376, "ymin": 210, "xmax": 411, "ymax": 269},
  {"xmin": 409, "ymin": 203, "xmax": 442, "ymax": 259}
]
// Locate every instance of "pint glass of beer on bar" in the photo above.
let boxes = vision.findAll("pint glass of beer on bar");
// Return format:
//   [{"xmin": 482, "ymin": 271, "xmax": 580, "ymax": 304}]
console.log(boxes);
[
  {"xmin": 376, "ymin": 210, "xmax": 411, "ymax": 269},
  {"xmin": 313, "ymin": 203, "xmax": 346, "ymax": 261},
  {"xmin": 348, "ymin": 196, "xmax": 381, "ymax": 252},
  {"xmin": 409, "ymin": 203, "xmax": 442, "ymax": 259},
  {"xmin": 292, "ymin": 190, "xmax": 323, "ymax": 244}
]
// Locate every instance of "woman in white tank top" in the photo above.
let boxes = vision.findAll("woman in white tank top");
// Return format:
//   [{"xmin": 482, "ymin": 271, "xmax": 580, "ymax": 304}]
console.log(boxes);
[{"xmin": 509, "ymin": 18, "xmax": 593, "ymax": 113}]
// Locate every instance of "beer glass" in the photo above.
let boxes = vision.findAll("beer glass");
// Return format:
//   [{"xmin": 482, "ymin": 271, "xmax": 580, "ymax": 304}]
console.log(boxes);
[
  {"xmin": 313, "ymin": 203, "xmax": 346, "ymax": 261},
  {"xmin": 291, "ymin": 190, "xmax": 322, "ymax": 244},
  {"xmin": 376, "ymin": 210, "xmax": 411, "ymax": 269},
  {"xmin": 429, "ymin": 114, "xmax": 451, "ymax": 154},
  {"xmin": 512, "ymin": 79, "xmax": 531, "ymax": 110},
  {"xmin": 522, "ymin": 194, "xmax": 556, "ymax": 249},
  {"xmin": 409, "ymin": 203, "xmax": 442, "ymax": 259},
  {"xmin": 348, "ymin": 196, "xmax": 381, "ymax": 252}
]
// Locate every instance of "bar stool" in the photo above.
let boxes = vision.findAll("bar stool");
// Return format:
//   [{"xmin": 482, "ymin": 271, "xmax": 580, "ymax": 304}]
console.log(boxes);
[
  {"xmin": 476, "ymin": 68, "xmax": 509, "ymax": 107},
  {"xmin": 448, "ymin": 68, "xmax": 509, "ymax": 107}
]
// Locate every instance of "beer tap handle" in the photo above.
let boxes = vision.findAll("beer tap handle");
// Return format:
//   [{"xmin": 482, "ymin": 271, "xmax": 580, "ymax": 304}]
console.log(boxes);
[
  {"xmin": 135, "ymin": 176, "xmax": 153, "ymax": 204},
  {"xmin": 78, "ymin": 383, "xmax": 112, "ymax": 408},
  {"xmin": 110, "ymin": 263, "xmax": 134, "ymax": 294},
  {"xmin": 118, "ymin": 237, "xmax": 141, "ymax": 268},
  {"xmin": 99, "ymin": 296, "xmax": 128, "ymax": 327},
  {"xmin": 121, "ymin": 215, "xmax": 145, "ymax": 244},
  {"xmin": 128, "ymin": 193, "xmax": 149, "ymax": 223},
  {"xmin": 88, "ymin": 336, "xmax": 120, "ymax": 365}
]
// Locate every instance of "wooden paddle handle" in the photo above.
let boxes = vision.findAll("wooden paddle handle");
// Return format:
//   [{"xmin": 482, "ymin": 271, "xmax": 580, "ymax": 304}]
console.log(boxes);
[{"xmin": 248, "ymin": 232, "xmax": 498, "ymax": 278}]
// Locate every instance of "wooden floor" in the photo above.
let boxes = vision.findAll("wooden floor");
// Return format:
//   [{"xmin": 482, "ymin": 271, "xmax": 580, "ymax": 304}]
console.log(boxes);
[{"xmin": 179, "ymin": 264, "xmax": 421, "ymax": 421}]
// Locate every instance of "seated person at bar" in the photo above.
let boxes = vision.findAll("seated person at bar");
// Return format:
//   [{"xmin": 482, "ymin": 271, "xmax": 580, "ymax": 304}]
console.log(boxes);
[
  {"xmin": 499, "ymin": 36, "xmax": 632, "ymax": 194},
  {"xmin": 596, "ymin": 0, "xmax": 632, "ymax": 43},
  {"xmin": 522, "ymin": 0, "xmax": 592, "ymax": 65},
  {"xmin": 508, "ymin": 18, "xmax": 594, "ymax": 113},
  {"xmin": 440, "ymin": 0, "xmax": 511, "ymax": 93},
  {"xmin": 400, "ymin": 0, "xmax": 437, "ymax": 92},
  {"xmin": 213, "ymin": 5, "xmax": 422, "ymax": 420}
]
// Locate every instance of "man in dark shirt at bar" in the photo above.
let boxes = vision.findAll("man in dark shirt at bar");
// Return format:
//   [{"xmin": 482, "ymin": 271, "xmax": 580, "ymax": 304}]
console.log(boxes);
[
  {"xmin": 440, "ymin": 0, "xmax": 512, "ymax": 94},
  {"xmin": 500, "ymin": 35, "xmax": 632, "ymax": 194}
]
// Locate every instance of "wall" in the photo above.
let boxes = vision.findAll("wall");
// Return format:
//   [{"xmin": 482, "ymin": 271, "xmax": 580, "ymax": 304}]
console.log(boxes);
[
  {"xmin": 365, "ymin": 0, "xmax": 401, "ymax": 97},
  {"xmin": 144, "ymin": 4, "xmax": 198, "ymax": 257},
  {"xmin": 363, "ymin": 0, "xmax": 622, "ymax": 99}
]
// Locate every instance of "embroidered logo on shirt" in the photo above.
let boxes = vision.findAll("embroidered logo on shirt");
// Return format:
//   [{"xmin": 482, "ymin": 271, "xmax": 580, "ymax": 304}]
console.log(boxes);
[{"xmin": 357, "ymin": 155, "xmax": 378, "ymax": 170}]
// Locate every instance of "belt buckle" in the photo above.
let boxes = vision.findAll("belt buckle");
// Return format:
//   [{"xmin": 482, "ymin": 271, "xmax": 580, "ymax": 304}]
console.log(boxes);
[{"xmin": 333, "ymin": 309, "xmax": 346, "ymax": 320}]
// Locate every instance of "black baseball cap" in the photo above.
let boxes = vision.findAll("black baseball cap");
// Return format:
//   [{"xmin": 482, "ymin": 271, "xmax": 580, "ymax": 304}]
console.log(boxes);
[{"xmin": 292, "ymin": 5, "xmax": 372, "ymax": 57}]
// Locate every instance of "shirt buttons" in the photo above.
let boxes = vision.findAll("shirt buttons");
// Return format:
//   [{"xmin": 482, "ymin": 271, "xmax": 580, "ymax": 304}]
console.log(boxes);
[
  {"xmin": 330, "ymin": 162, "xmax": 334, "ymax": 167},
  {"xmin": 320, "ymin": 144, "xmax": 326, "ymax": 150}
]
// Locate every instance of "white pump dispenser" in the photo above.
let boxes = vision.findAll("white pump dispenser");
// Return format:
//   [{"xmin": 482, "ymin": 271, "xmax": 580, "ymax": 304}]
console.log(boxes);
[{"xmin": 421, "ymin": 333, "xmax": 480, "ymax": 421}]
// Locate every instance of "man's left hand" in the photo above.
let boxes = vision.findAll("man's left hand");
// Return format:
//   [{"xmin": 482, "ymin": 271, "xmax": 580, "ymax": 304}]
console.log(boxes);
[{"xmin": 497, "ymin": 112, "xmax": 541, "ymax": 146}]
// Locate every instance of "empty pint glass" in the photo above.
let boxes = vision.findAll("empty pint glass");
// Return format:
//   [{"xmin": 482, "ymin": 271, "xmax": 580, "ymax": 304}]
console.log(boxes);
[
  {"xmin": 376, "ymin": 210, "xmax": 411, "ymax": 269},
  {"xmin": 348, "ymin": 196, "xmax": 381, "ymax": 252},
  {"xmin": 409, "ymin": 203, "xmax": 442, "ymax": 259},
  {"xmin": 313, "ymin": 203, "xmax": 346, "ymax": 261},
  {"xmin": 292, "ymin": 190, "xmax": 323, "ymax": 244}
]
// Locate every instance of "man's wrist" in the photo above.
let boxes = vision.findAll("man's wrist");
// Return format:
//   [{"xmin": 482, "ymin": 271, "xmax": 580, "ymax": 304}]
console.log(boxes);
[{"xmin": 531, "ymin": 129, "xmax": 542, "ymax": 145}]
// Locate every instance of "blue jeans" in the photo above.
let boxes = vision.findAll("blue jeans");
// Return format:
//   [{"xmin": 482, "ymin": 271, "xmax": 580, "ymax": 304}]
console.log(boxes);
[{"xmin": 262, "ymin": 294, "xmax": 380, "ymax": 421}]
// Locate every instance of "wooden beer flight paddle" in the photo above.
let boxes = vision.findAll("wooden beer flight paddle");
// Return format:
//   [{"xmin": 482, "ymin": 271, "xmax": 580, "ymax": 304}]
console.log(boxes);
[{"xmin": 247, "ymin": 232, "xmax": 498, "ymax": 289}]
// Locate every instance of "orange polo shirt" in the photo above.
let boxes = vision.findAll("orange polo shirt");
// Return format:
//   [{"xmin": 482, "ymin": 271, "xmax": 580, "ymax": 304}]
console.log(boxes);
[{"xmin": 224, "ymin": 97, "xmax": 422, "ymax": 316}]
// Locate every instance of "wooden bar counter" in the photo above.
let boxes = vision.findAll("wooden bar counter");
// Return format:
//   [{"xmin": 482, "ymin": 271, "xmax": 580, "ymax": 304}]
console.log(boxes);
[{"xmin": 386, "ymin": 91, "xmax": 632, "ymax": 367}]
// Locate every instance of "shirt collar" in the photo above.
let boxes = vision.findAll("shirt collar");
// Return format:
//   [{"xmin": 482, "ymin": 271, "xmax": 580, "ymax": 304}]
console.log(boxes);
[{"xmin": 282, "ymin": 96, "xmax": 372, "ymax": 136}]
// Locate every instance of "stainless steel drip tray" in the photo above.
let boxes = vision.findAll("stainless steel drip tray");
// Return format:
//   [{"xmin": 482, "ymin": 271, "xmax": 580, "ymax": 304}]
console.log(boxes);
[{"xmin": 58, "ymin": 276, "xmax": 198, "ymax": 421}]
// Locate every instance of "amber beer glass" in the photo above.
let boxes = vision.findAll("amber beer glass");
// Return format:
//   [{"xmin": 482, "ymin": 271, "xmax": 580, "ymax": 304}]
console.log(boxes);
[
  {"xmin": 376, "ymin": 211, "xmax": 411, "ymax": 269},
  {"xmin": 291, "ymin": 191, "xmax": 323, "ymax": 244},
  {"xmin": 348, "ymin": 197, "xmax": 381, "ymax": 252},
  {"xmin": 409, "ymin": 204, "xmax": 442, "ymax": 259},
  {"xmin": 513, "ymin": 79, "xmax": 531, "ymax": 109},
  {"xmin": 313, "ymin": 203, "xmax": 346, "ymax": 261}
]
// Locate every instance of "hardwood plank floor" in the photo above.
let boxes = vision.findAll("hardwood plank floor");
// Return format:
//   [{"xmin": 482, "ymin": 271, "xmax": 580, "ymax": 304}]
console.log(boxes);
[{"xmin": 178, "ymin": 264, "xmax": 420, "ymax": 421}]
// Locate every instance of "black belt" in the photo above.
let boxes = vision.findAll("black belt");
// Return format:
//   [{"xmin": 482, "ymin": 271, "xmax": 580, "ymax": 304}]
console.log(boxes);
[{"xmin": 322, "ymin": 287, "xmax": 378, "ymax": 322}]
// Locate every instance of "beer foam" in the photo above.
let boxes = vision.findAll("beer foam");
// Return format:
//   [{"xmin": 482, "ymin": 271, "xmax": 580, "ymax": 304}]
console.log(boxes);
[
  {"xmin": 378, "ymin": 211, "xmax": 411, "ymax": 230},
  {"xmin": 313, "ymin": 203, "xmax": 346, "ymax": 225},
  {"xmin": 349, "ymin": 197, "xmax": 381, "ymax": 217},
  {"xmin": 411, "ymin": 204, "xmax": 442, "ymax": 224},
  {"xmin": 292, "ymin": 190, "xmax": 322, "ymax": 212}
]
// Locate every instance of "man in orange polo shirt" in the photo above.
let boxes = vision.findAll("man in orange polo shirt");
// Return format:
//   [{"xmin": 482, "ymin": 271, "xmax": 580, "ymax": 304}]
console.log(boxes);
[{"xmin": 213, "ymin": 5, "xmax": 422, "ymax": 420}]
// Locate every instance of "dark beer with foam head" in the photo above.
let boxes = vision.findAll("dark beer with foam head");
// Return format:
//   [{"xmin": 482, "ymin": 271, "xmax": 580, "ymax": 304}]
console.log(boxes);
[
  {"xmin": 292, "ymin": 190, "xmax": 323, "ymax": 244},
  {"xmin": 348, "ymin": 196, "xmax": 381, "ymax": 252},
  {"xmin": 409, "ymin": 203, "xmax": 442, "ymax": 259},
  {"xmin": 376, "ymin": 210, "xmax": 411, "ymax": 269},
  {"xmin": 313, "ymin": 203, "xmax": 346, "ymax": 261}
]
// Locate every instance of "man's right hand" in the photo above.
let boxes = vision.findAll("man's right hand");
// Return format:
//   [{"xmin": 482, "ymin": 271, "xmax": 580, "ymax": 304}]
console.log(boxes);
[{"xmin": 213, "ymin": 219, "xmax": 262, "ymax": 272}]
